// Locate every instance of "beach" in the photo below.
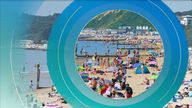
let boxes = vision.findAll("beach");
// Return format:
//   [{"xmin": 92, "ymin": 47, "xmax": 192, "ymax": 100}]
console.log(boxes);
[
  {"xmin": 19, "ymin": 38, "xmax": 191, "ymax": 108},
  {"xmin": 34, "ymin": 88, "xmax": 72, "ymax": 108},
  {"xmin": 34, "ymin": 68, "xmax": 192, "ymax": 108},
  {"xmin": 33, "ymin": 54, "xmax": 165, "ymax": 107},
  {"xmin": 76, "ymin": 54, "xmax": 164, "ymax": 96},
  {"xmin": 33, "ymin": 68, "xmax": 192, "ymax": 108}
]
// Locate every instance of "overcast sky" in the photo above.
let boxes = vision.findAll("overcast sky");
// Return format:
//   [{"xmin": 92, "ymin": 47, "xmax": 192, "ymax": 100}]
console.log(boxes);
[{"xmin": 32, "ymin": 0, "xmax": 192, "ymax": 16}]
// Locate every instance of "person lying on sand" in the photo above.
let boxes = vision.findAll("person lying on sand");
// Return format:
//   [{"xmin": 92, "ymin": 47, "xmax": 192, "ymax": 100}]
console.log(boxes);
[
  {"xmin": 111, "ymin": 90, "xmax": 125, "ymax": 98},
  {"xmin": 141, "ymin": 77, "xmax": 151, "ymax": 89},
  {"xmin": 175, "ymin": 92, "xmax": 184, "ymax": 101}
]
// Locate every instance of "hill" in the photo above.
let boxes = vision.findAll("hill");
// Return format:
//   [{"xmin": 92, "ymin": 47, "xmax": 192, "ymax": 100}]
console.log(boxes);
[
  {"xmin": 18, "ymin": 10, "xmax": 192, "ymax": 46},
  {"xmin": 86, "ymin": 10, "xmax": 154, "ymax": 29},
  {"xmin": 175, "ymin": 10, "xmax": 192, "ymax": 16},
  {"xmin": 17, "ymin": 13, "xmax": 59, "ymax": 43},
  {"xmin": 185, "ymin": 25, "xmax": 192, "ymax": 46}
]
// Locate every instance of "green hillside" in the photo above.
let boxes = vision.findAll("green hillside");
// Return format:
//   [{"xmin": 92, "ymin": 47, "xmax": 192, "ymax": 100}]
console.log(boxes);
[
  {"xmin": 185, "ymin": 25, "xmax": 192, "ymax": 46},
  {"xmin": 175, "ymin": 10, "xmax": 192, "ymax": 16},
  {"xmin": 17, "ymin": 13, "xmax": 59, "ymax": 43},
  {"xmin": 86, "ymin": 10, "xmax": 154, "ymax": 29},
  {"xmin": 18, "ymin": 10, "xmax": 192, "ymax": 46}
]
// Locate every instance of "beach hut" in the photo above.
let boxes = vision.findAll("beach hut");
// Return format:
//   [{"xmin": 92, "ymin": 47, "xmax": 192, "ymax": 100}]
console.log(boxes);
[{"xmin": 135, "ymin": 64, "xmax": 150, "ymax": 74}]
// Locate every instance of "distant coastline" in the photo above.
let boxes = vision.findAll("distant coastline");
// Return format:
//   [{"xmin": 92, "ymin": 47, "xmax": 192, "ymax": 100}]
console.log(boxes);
[{"xmin": 17, "ymin": 10, "xmax": 192, "ymax": 45}]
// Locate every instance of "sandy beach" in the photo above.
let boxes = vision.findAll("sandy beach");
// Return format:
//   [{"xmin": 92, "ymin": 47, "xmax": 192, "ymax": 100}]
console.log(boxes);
[
  {"xmin": 33, "ymin": 54, "xmax": 165, "ymax": 107},
  {"xmin": 33, "ymin": 70, "xmax": 192, "ymax": 108},
  {"xmin": 34, "ymin": 88, "xmax": 72, "ymax": 108},
  {"xmin": 32, "ymin": 35, "xmax": 190, "ymax": 107},
  {"xmin": 32, "ymin": 51, "xmax": 192, "ymax": 108}
]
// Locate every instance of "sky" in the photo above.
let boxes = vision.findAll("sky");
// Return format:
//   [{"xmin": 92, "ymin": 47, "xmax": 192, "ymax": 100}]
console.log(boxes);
[
  {"xmin": 29, "ymin": 0, "xmax": 192, "ymax": 16},
  {"xmin": 164, "ymin": 0, "xmax": 192, "ymax": 12}
]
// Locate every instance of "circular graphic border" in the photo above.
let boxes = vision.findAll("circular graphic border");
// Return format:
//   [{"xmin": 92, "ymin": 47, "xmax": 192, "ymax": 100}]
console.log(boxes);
[{"xmin": 47, "ymin": 0, "xmax": 188, "ymax": 108}]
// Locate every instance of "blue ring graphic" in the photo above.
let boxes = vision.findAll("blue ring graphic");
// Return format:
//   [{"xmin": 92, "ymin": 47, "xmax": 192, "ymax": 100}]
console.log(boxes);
[{"xmin": 47, "ymin": 0, "xmax": 188, "ymax": 108}]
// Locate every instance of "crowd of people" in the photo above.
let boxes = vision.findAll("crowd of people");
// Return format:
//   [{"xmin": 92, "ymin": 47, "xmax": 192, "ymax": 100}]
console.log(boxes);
[
  {"xmin": 81, "ymin": 49, "xmax": 161, "ymax": 72},
  {"xmin": 88, "ymin": 70, "xmax": 133, "ymax": 99},
  {"xmin": 78, "ymin": 48, "xmax": 163, "ymax": 99},
  {"xmin": 165, "ymin": 70, "xmax": 192, "ymax": 108}
]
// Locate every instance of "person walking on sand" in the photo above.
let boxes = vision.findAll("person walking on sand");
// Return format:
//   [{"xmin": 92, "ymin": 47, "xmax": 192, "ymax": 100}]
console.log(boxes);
[{"xmin": 29, "ymin": 80, "xmax": 34, "ymax": 90}]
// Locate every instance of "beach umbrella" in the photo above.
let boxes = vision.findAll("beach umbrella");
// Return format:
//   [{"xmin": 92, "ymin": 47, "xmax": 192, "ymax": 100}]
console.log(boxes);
[{"xmin": 133, "ymin": 63, "xmax": 140, "ymax": 68}]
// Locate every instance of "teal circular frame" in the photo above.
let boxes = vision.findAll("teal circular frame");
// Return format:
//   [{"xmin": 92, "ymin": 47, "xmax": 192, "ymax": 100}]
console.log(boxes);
[{"xmin": 47, "ymin": 0, "xmax": 188, "ymax": 108}]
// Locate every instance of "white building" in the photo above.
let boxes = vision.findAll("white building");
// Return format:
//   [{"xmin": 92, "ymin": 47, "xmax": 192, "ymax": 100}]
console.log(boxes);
[
  {"xmin": 180, "ymin": 15, "xmax": 192, "ymax": 26},
  {"xmin": 19, "ymin": 40, "xmax": 34, "ymax": 48}
]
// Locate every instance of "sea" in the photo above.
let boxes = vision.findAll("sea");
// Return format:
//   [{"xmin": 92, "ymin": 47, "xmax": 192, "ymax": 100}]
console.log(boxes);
[
  {"xmin": 13, "ymin": 41, "xmax": 141, "ymax": 90},
  {"xmin": 76, "ymin": 41, "xmax": 141, "ymax": 55}
]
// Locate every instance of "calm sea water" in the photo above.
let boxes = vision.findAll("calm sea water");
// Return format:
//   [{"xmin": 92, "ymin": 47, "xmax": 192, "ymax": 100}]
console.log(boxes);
[
  {"xmin": 77, "ymin": 41, "xmax": 141, "ymax": 55},
  {"xmin": 12, "ymin": 49, "xmax": 51, "ymax": 89},
  {"xmin": 22, "ymin": 50, "xmax": 48, "ymax": 72},
  {"xmin": 15, "ymin": 41, "xmax": 142, "ymax": 73},
  {"xmin": 12, "ymin": 41, "xmax": 140, "ymax": 88}
]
